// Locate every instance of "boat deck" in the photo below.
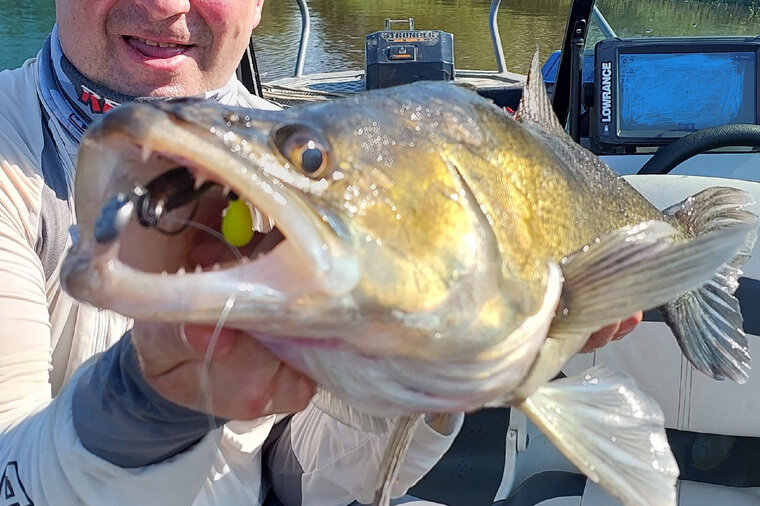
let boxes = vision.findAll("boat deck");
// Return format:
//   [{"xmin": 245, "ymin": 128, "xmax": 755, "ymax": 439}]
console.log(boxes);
[{"xmin": 263, "ymin": 69, "xmax": 526, "ymax": 106}]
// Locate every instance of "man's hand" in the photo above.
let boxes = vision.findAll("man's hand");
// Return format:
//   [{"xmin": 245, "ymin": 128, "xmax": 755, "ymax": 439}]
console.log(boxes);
[
  {"xmin": 130, "ymin": 310, "xmax": 642, "ymax": 420},
  {"xmin": 132, "ymin": 322, "xmax": 316, "ymax": 420},
  {"xmin": 579, "ymin": 311, "xmax": 643, "ymax": 353}
]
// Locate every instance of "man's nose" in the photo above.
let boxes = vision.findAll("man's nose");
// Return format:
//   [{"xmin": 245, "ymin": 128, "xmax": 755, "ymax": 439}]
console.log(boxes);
[{"xmin": 133, "ymin": 0, "xmax": 191, "ymax": 20}]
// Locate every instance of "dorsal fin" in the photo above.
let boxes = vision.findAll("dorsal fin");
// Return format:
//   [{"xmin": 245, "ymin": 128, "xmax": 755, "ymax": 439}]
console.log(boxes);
[{"xmin": 515, "ymin": 50, "xmax": 567, "ymax": 136}]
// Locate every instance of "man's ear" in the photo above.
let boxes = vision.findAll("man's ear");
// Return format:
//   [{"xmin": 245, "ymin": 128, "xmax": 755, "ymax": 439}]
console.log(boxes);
[{"xmin": 252, "ymin": 0, "xmax": 266, "ymax": 29}]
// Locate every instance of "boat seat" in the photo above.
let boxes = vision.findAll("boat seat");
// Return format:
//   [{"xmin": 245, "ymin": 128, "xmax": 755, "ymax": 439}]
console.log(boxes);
[
  {"xmin": 411, "ymin": 408, "xmax": 510, "ymax": 506},
  {"xmin": 493, "ymin": 471, "xmax": 585, "ymax": 506}
]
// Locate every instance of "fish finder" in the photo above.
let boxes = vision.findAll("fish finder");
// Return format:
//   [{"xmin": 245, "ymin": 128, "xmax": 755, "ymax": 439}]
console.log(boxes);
[{"xmin": 592, "ymin": 37, "xmax": 760, "ymax": 153}]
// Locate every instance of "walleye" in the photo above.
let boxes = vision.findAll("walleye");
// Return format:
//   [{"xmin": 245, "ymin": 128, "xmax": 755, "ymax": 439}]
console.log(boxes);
[{"xmin": 62, "ymin": 54, "xmax": 757, "ymax": 506}]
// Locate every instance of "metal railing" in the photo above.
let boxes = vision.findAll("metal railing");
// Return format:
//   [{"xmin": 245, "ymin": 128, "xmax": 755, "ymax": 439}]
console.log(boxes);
[
  {"xmin": 291, "ymin": 0, "xmax": 510, "ymax": 77},
  {"xmin": 489, "ymin": 0, "xmax": 508, "ymax": 73},
  {"xmin": 294, "ymin": 0, "xmax": 311, "ymax": 77}
]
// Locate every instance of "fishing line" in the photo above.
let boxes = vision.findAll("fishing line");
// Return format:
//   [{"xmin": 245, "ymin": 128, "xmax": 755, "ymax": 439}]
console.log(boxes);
[
  {"xmin": 155, "ymin": 199, "xmax": 201, "ymax": 236},
  {"xmin": 157, "ymin": 215, "xmax": 243, "ymax": 424},
  {"xmin": 157, "ymin": 215, "xmax": 261, "ymax": 503}
]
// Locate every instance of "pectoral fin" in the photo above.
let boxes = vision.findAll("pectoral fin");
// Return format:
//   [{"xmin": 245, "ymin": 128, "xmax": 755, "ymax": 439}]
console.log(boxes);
[
  {"xmin": 312, "ymin": 387, "xmax": 394, "ymax": 434},
  {"xmin": 553, "ymin": 218, "xmax": 752, "ymax": 336},
  {"xmin": 372, "ymin": 415, "xmax": 425, "ymax": 506},
  {"xmin": 517, "ymin": 218, "xmax": 752, "ymax": 394}
]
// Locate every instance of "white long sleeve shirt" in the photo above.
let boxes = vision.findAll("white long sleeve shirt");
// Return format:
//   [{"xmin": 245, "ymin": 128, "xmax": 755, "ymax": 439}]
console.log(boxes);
[{"xmin": 0, "ymin": 56, "xmax": 462, "ymax": 506}]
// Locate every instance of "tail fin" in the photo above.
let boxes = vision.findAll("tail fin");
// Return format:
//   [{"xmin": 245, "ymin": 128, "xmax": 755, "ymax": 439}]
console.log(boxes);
[
  {"xmin": 661, "ymin": 187, "xmax": 758, "ymax": 383},
  {"xmin": 516, "ymin": 367, "xmax": 678, "ymax": 506}
]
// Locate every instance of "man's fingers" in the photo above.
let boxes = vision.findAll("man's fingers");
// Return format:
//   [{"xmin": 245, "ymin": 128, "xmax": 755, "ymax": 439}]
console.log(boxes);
[
  {"xmin": 579, "ymin": 311, "xmax": 645, "ymax": 353},
  {"xmin": 181, "ymin": 324, "xmax": 239, "ymax": 357},
  {"xmin": 265, "ymin": 364, "xmax": 316, "ymax": 415},
  {"xmin": 613, "ymin": 311, "xmax": 643, "ymax": 340},
  {"xmin": 133, "ymin": 322, "xmax": 240, "ymax": 377},
  {"xmin": 144, "ymin": 330, "xmax": 315, "ymax": 419},
  {"xmin": 132, "ymin": 322, "xmax": 194, "ymax": 376},
  {"xmin": 579, "ymin": 321, "xmax": 620, "ymax": 353}
]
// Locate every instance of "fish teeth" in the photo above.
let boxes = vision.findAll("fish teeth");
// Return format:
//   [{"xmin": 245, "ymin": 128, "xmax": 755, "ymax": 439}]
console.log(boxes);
[
  {"xmin": 194, "ymin": 264, "xmax": 203, "ymax": 274},
  {"xmin": 194, "ymin": 175, "xmax": 207, "ymax": 190},
  {"xmin": 177, "ymin": 267, "xmax": 186, "ymax": 275},
  {"xmin": 141, "ymin": 144, "xmax": 152, "ymax": 162},
  {"xmin": 252, "ymin": 205, "xmax": 275, "ymax": 233},
  {"xmin": 222, "ymin": 185, "xmax": 232, "ymax": 196},
  {"xmin": 212, "ymin": 263, "xmax": 222, "ymax": 271}
]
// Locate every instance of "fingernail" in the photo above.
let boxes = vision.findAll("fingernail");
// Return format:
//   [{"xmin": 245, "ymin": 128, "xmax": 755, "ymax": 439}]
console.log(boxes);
[{"xmin": 615, "ymin": 318, "xmax": 639, "ymax": 338}]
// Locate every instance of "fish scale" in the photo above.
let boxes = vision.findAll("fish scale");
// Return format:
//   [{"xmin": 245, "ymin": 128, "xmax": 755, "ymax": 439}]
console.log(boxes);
[{"xmin": 61, "ymin": 52, "xmax": 758, "ymax": 506}]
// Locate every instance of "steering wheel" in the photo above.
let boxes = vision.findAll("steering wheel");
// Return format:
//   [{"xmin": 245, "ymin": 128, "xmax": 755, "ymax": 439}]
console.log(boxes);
[{"xmin": 637, "ymin": 124, "xmax": 760, "ymax": 175}]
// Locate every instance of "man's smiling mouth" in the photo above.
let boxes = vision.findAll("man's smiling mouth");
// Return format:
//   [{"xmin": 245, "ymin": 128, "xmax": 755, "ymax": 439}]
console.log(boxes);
[
  {"xmin": 133, "ymin": 37, "xmax": 183, "ymax": 49},
  {"xmin": 125, "ymin": 36, "xmax": 193, "ymax": 57}
]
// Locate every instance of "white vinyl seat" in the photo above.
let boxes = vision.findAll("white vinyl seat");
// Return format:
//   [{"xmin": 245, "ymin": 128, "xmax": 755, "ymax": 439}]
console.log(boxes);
[{"xmin": 494, "ymin": 176, "xmax": 760, "ymax": 506}]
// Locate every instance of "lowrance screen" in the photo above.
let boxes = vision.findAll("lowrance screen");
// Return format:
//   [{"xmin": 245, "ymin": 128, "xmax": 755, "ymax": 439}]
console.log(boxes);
[
  {"xmin": 618, "ymin": 51, "xmax": 756, "ymax": 138},
  {"xmin": 593, "ymin": 37, "xmax": 760, "ymax": 151}
]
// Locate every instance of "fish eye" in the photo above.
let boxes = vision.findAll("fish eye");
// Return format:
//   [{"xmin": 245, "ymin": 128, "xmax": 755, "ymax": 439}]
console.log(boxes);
[
  {"xmin": 272, "ymin": 123, "xmax": 331, "ymax": 178},
  {"xmin": 300, "ymin": 140, "xmax": 325, "ymax": 174}
]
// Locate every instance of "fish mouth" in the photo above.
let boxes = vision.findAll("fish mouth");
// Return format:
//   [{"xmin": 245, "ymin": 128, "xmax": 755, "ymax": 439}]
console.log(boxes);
[{"xmin": 62, "ymin": 102, "xmax": 359, "ymax": 323}]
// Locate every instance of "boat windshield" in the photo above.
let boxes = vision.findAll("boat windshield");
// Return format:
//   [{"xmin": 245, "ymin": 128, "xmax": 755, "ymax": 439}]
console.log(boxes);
[{"xmin": 588, "ymin": 0, "xmax": 760, "ymax": 49}]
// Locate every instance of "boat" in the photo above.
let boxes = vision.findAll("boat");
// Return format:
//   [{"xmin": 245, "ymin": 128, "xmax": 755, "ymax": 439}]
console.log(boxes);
[
  {"xmin": 251, "ymin": 0, "xmax": 527, "ymax": 108},
  {"xmin": 239, "ymin": 1, "xmax": 760, "ymax": 504}
]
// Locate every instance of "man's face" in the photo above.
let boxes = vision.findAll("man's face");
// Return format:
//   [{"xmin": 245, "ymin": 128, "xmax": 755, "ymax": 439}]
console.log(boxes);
[{"xmin": 56, "ymin": 0, "xmax": 265, "ymax": 97}]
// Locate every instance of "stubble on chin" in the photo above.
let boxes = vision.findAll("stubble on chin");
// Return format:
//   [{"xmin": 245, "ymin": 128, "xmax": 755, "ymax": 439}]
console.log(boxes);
[{"xmin": 96, "ymin": 4, "xmax": 214, "ymax": 97}]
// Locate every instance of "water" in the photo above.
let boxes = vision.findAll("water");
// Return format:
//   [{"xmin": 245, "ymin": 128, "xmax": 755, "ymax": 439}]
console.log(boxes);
[
  {"xmin": 0, "ymin": 0, "xmax": 56, "ymax": 71},
  {"xmin": 1, "ymin": 0, "xmax": 758, "ymax": 78}
]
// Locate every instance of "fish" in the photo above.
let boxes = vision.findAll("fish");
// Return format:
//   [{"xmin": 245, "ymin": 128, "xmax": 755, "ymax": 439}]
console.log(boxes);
[{"xmin": 61, "ymin": 53, "xmax": 758, "ymax": 506}]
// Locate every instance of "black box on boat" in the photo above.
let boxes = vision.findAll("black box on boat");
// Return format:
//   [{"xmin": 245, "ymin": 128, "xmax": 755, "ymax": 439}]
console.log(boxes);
[{"xmin": 365, "ymin": 21, "xmax": 454, "ymax": 90}]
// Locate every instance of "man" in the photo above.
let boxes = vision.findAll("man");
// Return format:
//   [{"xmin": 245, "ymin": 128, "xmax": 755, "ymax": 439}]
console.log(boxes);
[{"xmin": 0, "ymin": 0, "xmax": 639, "ymax": 504}]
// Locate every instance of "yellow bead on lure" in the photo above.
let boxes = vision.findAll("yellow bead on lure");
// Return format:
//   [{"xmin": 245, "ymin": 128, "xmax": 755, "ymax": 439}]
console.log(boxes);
[{"xmin": 221, "ymin": 196, "xmax": 254, "ymax": 247}]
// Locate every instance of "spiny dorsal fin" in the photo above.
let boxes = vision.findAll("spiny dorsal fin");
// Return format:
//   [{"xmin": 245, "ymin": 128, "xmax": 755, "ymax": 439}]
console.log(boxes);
[{"xmin": 515, "ymin": 50, "xmax": 566, "ymax": 136}]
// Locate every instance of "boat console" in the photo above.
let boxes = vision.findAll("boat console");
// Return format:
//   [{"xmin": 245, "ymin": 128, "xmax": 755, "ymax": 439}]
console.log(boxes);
[{"xmin": 591, "ymin": 37, "xmax": 760, "ymax": 153}]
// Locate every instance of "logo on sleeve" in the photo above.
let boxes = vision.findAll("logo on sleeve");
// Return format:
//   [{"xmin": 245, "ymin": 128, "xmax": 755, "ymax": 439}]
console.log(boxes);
[{"xmin": 0, "ymin": 462, "xmax": 33, "ymax": 506}]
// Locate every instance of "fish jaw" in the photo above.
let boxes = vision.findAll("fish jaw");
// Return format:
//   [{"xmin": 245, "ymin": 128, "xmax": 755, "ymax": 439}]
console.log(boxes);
[
  {"xmin": 62, "ymin": 102, "xmax": 360, "ymax": 323},
  {"xmin": 61, "ymin": 98, "xmax": 521, "ymax": 361},
  {"xmin": 259, "ymin": 262, "xmax": 563, "ymax": 415}
]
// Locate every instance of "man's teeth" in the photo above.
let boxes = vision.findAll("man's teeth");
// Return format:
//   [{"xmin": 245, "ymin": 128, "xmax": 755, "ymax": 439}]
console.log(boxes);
[{"xmin": 135, "ymin": 37, "xmax": 182, "ymax": 48}]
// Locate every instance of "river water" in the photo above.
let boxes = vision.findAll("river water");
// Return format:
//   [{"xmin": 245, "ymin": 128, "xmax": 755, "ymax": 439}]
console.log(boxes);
[{"xmin": 1, "ymin": 1, "xmax": 758, "ymax": 77}]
